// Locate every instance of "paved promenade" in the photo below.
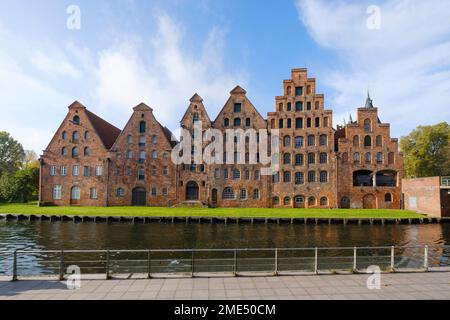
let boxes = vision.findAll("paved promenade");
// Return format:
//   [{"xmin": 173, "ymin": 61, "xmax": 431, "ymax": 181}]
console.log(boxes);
[{"xmin": 0, "ymin": 272, "xmax": 449, "ymax": 300}]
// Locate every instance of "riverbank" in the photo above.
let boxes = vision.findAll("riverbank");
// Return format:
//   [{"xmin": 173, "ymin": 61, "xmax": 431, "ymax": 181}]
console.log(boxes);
[{"xmin": 0, "ymin": 202, "xmax": 425, "ymax": 219}]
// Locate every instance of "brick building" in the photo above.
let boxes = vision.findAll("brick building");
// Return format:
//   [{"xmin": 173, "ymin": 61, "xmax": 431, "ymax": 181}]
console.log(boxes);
[{"xmin": 39, "ymin": 68, "xmax": 404, "ymax": 209}]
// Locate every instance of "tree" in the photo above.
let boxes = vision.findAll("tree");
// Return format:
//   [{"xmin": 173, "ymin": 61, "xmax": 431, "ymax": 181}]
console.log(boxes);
[
  {"xmin": 0, "ymin": 166, "xmax": 39, "ymax": 203},
  {"xmin": 23, "ymin": 150, "xmax": 39, "ymax": 169},
  {"xmin": 400, "ymin": 122, "xmax": 450, "ymax": 178},
  {"xmin": 0, "ymin": 131, "xmax": 25, "ymax": 177}
]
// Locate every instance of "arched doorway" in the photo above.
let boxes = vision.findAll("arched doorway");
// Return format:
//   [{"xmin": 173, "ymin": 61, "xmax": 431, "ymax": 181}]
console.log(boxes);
[
  {"xmin": 211, "ymin": 189, "xmax": 218, "ymax": 207},
  {"xmin": 363, "ymin": 194, "xmax": 376, "ymax": 209},
  {"xmin": 341, "ymin": 196, "xmax": 350, "ymax": 209},
  {"xmin": 132, "ymin": 187, "xmax": 147, "ymax": 206},
  {"xmin": 186, "ymin": 181, "xmax": 199, "ymax": 201},
  {"xmin": 294, "ymin": 195, "xmax": 305, "ymax": 208}
]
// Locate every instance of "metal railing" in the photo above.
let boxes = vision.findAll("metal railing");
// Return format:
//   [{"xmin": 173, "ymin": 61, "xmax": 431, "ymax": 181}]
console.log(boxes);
[{"xmin": 0, "ymin": 245, "xmax": 449, "ymax": 281}]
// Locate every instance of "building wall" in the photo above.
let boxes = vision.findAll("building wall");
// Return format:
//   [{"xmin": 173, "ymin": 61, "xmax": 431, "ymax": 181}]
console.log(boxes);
[
  {"xmin": 40, "ymin": 102, "xmax": 111, "ymax": 206},
  {"xmin": 337, "ymin": 106, "xmax": 403, "ymax": 209},
  {"xmin": 267, "ymin": 69, "xmax": 337, "ymax": 208},
  {"xmin": 402, "ymin": 177, "xmax": 447, "ymax": 217}
]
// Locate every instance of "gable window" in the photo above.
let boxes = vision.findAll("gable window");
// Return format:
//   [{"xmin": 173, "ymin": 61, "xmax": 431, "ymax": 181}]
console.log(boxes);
[
  {"xmin": 192, "ymin": 113, "xmax": 200, "ymax": 123},
  {"xmin": 295, "ymin": 154, "xmax": 304, "ymax": 165},
  {"xmin": 234, "ymin": 118, "xmax": 241, "ymax": 127},
  {"xmin": 139, "ymin": 121, "xmax": 146, "ymax": 133},
  {"xmin": 295, "ymin": 86, "xmax": 303, "ymax": 96},
  {"xmin": 72, "ymin": 147, "xmax": 79, "ymax": 158},
  {"xmin": 84, "ymin": 147, "xmax": 90, "ymax": 156},
  {"xmin": 364, "ymin": 119, "xmax": 371, "ymax": 132},
  {"xmin": 62, "ymin": 147, "xmax": 68, "ymax": 156},
  {"xmin": 295, "ymin": 172, "xmax": 304, "ymax": 185},
  {"xmin": 62, "ymin": 131, "xmax": 67, "ymax": 140},
  {"xmin": 152, "ymin": 135, "xmax": 157, "ymax": 144},
  {"xmin": 295, "ymin": 118, "xmax": 303, "ymax": 129},
  {"xmin": 52, "ymin": 185, "xmax": 62, "ymax": 200},
  {"xmin": 245, "ymin": 118, "xmax": 251, "ymax": 127},
  {"xmin": 224, "ymin": 118, "xmax": 229, "ymax": 127},
  {"xmin": 72, "ymin": 131, "xmax": 79, "ymax": 142},
  {"xmin": 84, "ymin": 131, "xmax": 90, "ymax": 140},
  {"xmin": 234, "ymin": 103, "xmax": 242, "ymax": 113},
  {"xmin": 295, "ymin": 101, "xmax": 303, "ymax": 111},
  {"xmin": 73, "ymin": 116, "xmax": 80, "ymax": 125}
]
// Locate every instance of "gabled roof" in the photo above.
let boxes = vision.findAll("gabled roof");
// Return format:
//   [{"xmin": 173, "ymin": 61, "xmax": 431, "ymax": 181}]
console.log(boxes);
[
  {"xmin": 85, "ymin": 109, "xmax": 121, "ymax": 149},
  {"xmin": 180, "ymin": 93, "xmax": 212, "ymax": 124},
  {"xmin": 230, "ymin": 85, "xmax": 247, "ymax": 95}
]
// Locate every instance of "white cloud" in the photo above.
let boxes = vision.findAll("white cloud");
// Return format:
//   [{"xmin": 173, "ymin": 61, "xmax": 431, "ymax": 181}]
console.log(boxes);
[
  {"xmin": 93, "ymin": 13, "xmax": 247, "ymax": 129},
  {"xmin": 30, "ymin": 51, "xmax": 82, "ymax": 78},
  {"xmin": 296, "ymin": 0, "xmax": 450, "ymax": 137}
]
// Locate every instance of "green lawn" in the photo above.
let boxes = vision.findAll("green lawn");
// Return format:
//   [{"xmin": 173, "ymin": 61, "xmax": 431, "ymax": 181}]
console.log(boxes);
[{"xmin": 0, "ymin": 202, "xmax": 425, "ymax": 219}]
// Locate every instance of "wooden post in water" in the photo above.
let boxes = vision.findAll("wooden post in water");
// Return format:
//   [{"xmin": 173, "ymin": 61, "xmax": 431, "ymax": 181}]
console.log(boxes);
[{"xmin": 12, "ymin": 250, "xmax": 17, "ymax": 281}]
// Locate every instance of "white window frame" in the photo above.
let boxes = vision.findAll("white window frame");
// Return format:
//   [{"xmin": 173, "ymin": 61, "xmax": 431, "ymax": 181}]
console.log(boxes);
[{"xmin": 53, "ymin": 185, "xmax": 62, "ymax": 200}]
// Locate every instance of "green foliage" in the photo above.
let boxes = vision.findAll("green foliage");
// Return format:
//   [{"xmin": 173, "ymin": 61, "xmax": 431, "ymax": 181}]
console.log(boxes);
[
  {"xmin": 0, "ymin": 166, "xmax": 39, "ymax": 203},
  {"xmin": 400, "ymin": 122, "xmax": 450, "ymax": 178},
  {"xmin": 0, "ymin": 131, "xmax": 25, "ymax": 177}
]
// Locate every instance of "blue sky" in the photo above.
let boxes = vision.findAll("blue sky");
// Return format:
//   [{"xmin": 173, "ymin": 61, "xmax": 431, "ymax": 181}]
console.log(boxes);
[{"xmin": 1, "ymin": 0, "xmax": 449, "ymax": 153}]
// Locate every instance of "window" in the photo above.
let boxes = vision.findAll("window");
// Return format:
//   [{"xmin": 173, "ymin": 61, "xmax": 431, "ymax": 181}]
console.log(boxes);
[
  {"xmin": 152, "ymin": 150, "xmax": 157, "ymax": 159},
  {"xmin": 284, "ymin": 136, "xmax": 291, "ymax": 147},
  {"xmin": 53, "ymin": 185, "xmax": 62, "ymax": 200},
  {"xmin": 116, "ymin": 188, "xmax": 125, "ymax": 197},
  {"xmin": 295, "ymin": 118, "xmax": 303, "ymax": 129},
  {"xmin": 72, "ymin": 131, "xmax": 79, "ymax": 142},
  {"xmin": 295, "ymin": 196, "xmax": 304, "ymax": 204},
  {"xmin": 224, "ymin": 118, "xmax": 229, "ymax": 127},
  {"xmin": 245, "ymin": 170, "xmax": 250, "ymax": 180},
  {"xmin": 308, "ymin": 153, "xmax": 315, "ymax": 164},
  {"xmin": 295, "ymin": 136, "xmax": 304, "ymax": 148},
  {"xmin": 295, "ymin": 154, "xmax": 304, "ymax": 166},
  {"xmin": 62, "ymin": 131, "xmax": 68, "ymax": 140},
  {"xmin": 50, "ymin": 166, "xmax": 57, "ymax": 176},
  {"xmin": 62, "ymin": 147, "xmax": 68, "ymax": 156},
  {"xmin": 245, "ymin": 118, "xmax": 251, "ymax": 127},
  {"xmin": 364, "ymin": 135, "xmax": 372, "ymax": 147},
  {"xmin": 73, "ymin": 116, "xmax": 80, "ymax": 125},
  {"xmin": 295, "ymin": 101, "xmax": 303, "ymax": 111},
  {"xmin": 385, "ymin": 193, "xmax": 392, "ymax": 202},
  {"xmin": 95, "ymin": 165, "xmax": 103, "ymax": 176},
  {"xmin": 70, "ymin": 186, "xmax": 80, "ymax": 200},
  {"xmin": 224, "ymin": 169, "xmax": 228, "ymax": 179},
  {"xmin": 72, "ymin": 147, "xmax": 79, "ymax": 157},
  {"xmin": 273, "ymin": 196, "xmax": 280, "ymax": 205},
  {"xmin": 254, "ymin": 170, "xmax": 260, "ymax": 180},
  {"xmin": 240, "ymin": 188, "xmax": 247, "ymax": 200},
  {"xmin": 376, "ymin": 135, "xmax": 382, "ymax": 147},
  {"xmin": 308, "ymin": 196, "xmax": 316, "ymax": 206},
  {"xmin": 234, "ymin": 103, "xmax": 242, "ymax": 113},
  {"xmin": 306, "ymin": 118, "xmax": 311, "ymax": 128},
  {"xmin": 151, "ymin": 188, "xmax": 157, "ymax": 196},
  {"xmin": 138, "ymin": 168, "xmax": 145, "ymax": 181},
  {"xmin": 126, "ymin": 167, "xmax": 132, "ymax": 176},
  {"xmin": 353, "ymin": 135, "xmax": 359, "ymax": 147},
  {"xmin": 163, "ymin": 166, "xmax": 168, "ymax": 176},
  {"xmin": 90, "ymin": 188, "xmax": 97, "ymax": 199},
  {"xmin": 320, "ymin": 197, "xmax": 328, "ymax": 206},
  {"xmin": 388, "ymin": 152, "xmax": 395, "ymax": 164},
  {"xmin": 319, "ymin": 152, "xmax": 328, "ymax": 164},
  {"xmin": 139, "ymin": 151, "xmax": 146, "ymax": 163},
  {"xmin": 152, "ymin": 135, "xmax": 157, "ymax": 144},
  {"xmin": 152, "ymin": 166, "xmax": 157, "ymax": 176},
  {"xmin": 279, "ymin": 119, "xmax": 284, "ymax": 128},
  {"xmin": 284, "ymin": 197, "xmax": 291, "ymax": 205},
  {"xmin": 233, "ymin": 169, "xmax": 241, "ymax": 180},
  {"xmin": 364, "ymin": 119, "xmax": 371, "ymax": 132},
  {"xmin": 307, "ymin": 102, "xmax": 312, "ymax": 111},
  {"xmin": 84, "ymin": 147, "xmax": 90, "ymax": 156},
  {"xmin": 308, "ymin": 171, "xmax": 316, "ymax": 183},
  {"xmin": 85, "ymin": 131, "xmax": 90, "ymax": 140},
  {"xmin": 162, "ymin": 188, "xmax": 168, "ymax": 196},
  {"xmin": 253, "ymin": 189, "xmax": 260, "ymax": 200},
  {"xmin": 284, "ymin": 171, "xmax": 291, "ymax": 183},
  {"xmin": 214, "ymin": 168, "xmax": 220, "ymax": 179},
  {"xmin": 223, "ymin": 187, "xmax": 235, "ymax": 200},
  {"xmin": 315, "ymin": 117, "xmax": 320, "ymax": 128},
  {"xmin": 295, "ymin": 172, "xmax": 304, "ymax": 185},
  {"xmin": 139, "ymin": 135, "xmax": 146, "ymax": 147},
  {"xmin": 377, "ymin": 152, "xmax": 383, "ymax": 164},
  {"xmin": 365, "ymin": 152, "xmax": 372, "ymax": 163},
  {"xmin": 139, "ymin": 121, "xmax": 146, "ymax": 133},
  {"xmin": 287, "ymin": 102, "xmax": 292, "ymax": 111},
  {"xmin": 115, "ymin": 167, "xmax": 121, "ymax": 176},
  {"xmin": 192, "ymin": 113, "xmax": 199, "ymax": 123},
  {"xmin": 60, "ymin": 166, "xmax": 67, "ymax": 176},
  {"xmin": 234, "ymin": 118, "xmax": 241, "ymax": 127},
  {"xmin": 354, "ymin": 152, "xmax": 360, "ymax": 163},
  {"xmin": 273, "ymin": 172, "xmax": 280, "ymax": 183},
  {"xmin": 127, "ymin": 135, "xmax": 132, "ymax": 144},
  {"xmin": 320, "ymin": 171, "xmax": 328, "ymax": 183},
  {"xmin": 308, "ymin": 135, "xmax": 315, "ymax": 146},
  {"xmin": 295, "ymin": 86, "xmax": 303, "ymax": 96},
  {"xmin": 283, "ymin": 153, "xmax": 291, "ymax": 164},
  {"xmin": 287, "ymin": 118, "xmax": 292, "ymax": 128},
  {"xmin": 84, "ymin": 166, "xmax": 91, "ymax": 177},
  {"xmin": 72, "ymin": 165, "xmax": 79, "ymax": 176},
  {"xmin": 319, "ymin": 135, "xmax": 327, "ymax": 146},
  {"xmin": 127, "ymin": 150, "xmax": 133, "ymax": 159}
]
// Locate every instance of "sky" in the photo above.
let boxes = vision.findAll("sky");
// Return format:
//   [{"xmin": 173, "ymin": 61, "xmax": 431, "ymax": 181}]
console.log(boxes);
[{"xmin": 0, "ymin": 0, "xmax": 449, "ymax": 154}]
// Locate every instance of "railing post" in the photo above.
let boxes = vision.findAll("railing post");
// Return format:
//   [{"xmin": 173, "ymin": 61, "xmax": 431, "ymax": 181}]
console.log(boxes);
[
  {"xmin": 59, "ymin": 250, "xmax": 64, "ymax": 281},
  {"xmin": 353, "ymin": 247, "xmax": 357, "ymax": 272},
  {"xmin": 314, "ymin": 247, "xmax": 318, "ymax": 274},
  {"xmin": 390, "ymin": 246, "xmax": 395, "ymax": 271},
  {"xmin": 191, "ymin": 250, "xmax": 195, "ymax": 278},
  {"xmin": 106, "ymin": 250, "xmax": 110, "ymax": 280},
  {"xmin": 12, "ymin": 250, "xmax": 17, "ymax": 281},
  {"xmin": 147, "ymin": 250, "xmax": 151, "ymax": 279},
  {"xmin": 233, "ymin": 249, "xmax": 237, "ymax": 276},
  {"xmin": 274, "ymin": 248, "xmax": 278, "ymax": 275},
  {"xmin": 424, "ymin": 245, "xmax": 429, "ymax": 270}
]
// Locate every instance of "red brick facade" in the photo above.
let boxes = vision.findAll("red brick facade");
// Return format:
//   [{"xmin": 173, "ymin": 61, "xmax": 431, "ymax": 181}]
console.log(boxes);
[{"xmin": 39, "ymin": 68, "xmax": 404, "ymax": 209}]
